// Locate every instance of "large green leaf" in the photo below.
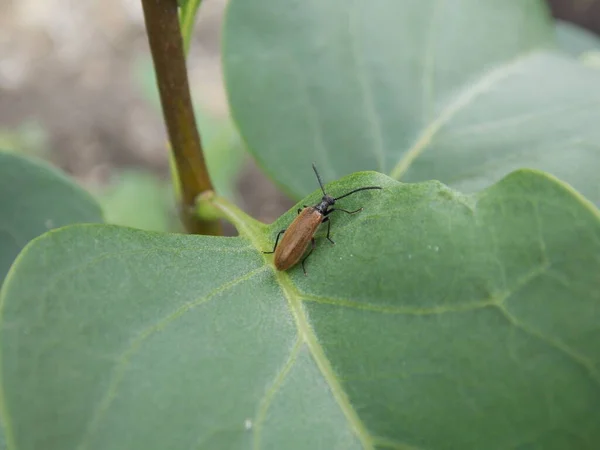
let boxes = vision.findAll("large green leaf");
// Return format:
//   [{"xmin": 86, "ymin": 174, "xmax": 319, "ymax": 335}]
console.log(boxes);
[
  {"xmin": 0, "ymin": 152, "xmax": 103, "ymax": 286},
  {"xmin": 223, "ymin": 0, "xmax": 600, "ymax": 205},
  {"xmin": 1, "ymin": 170, "xmax": 599, "ymax": 449}
]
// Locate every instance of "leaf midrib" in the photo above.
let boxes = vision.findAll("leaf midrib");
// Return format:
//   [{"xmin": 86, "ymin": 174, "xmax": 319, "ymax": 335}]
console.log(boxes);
[
  {"xmin": 389, "ymin": 51, "xmax": 535, "ymax": 180},
  {"xmin": 275, "ymin": 273, "xmax": 374, "ymax": 448},
  {"xmin": 219, "ymin": 198, "xmax": 374, "ymax": 448}
]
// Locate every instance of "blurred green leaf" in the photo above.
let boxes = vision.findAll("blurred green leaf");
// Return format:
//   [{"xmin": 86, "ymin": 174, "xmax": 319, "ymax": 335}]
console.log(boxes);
[
  {"xmin": 0, "ymin": 151, "xmax": 103, "ymax": 447},
  {"xmin": 179, "ymin": 0, "xmax": 203, "ymax": 54},
  {"xmin": 95, "ymin": 170, "xmax": 175, "ymax": 233},
  {"xmin": 223, "ymin": 0, "xmax": 600, "ymax": 206},
  {"xmin": 0, "ymin": 121, "xmax": 49, "ymax": 159},
  {"xmin": 1, "ymin": 169, "xmax": 599, "ymax": 449},
  {"xmin": 194, "ymin": 107, "xmax": 247, "ymax": 201},
  {"xmin": 0, "ymin": 151, "xmax": 103, "ymax": 286}
]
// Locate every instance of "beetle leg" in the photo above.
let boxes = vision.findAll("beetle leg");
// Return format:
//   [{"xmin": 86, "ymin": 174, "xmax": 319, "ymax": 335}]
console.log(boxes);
[
  {"xmin": 322, "ymin": 217, "xmax": 335, "ymax": 245},
  {"xmin": 297, "ymin": 209, "xmax": 302, "ymax": 215},
  {"xmin": 263, "ymin": 229, "xmax": 286, "ymax": 254},
  {"xmin": 301, "ymin": 238, "xmax": 316, "ymax": 276},
  {"xmin": 327, "ymin": 207, "xmax": 363, "ymax": 215}
]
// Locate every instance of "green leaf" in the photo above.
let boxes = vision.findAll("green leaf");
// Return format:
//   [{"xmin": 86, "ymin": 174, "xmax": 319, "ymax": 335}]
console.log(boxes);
[
  {"xmin": 95, "ymin": 170, "xmax": 176, "ymax": 233},
  {"xmin": 223, "ymin": 0, "xmax": 600, "ymax": 205},
  {"xmin": 556, "ymin": 20, "xmax": 600, "ymax": 57},
  {"xmin": 0, "ymin": 152, "xmax": 103, "ymax": 286},
  {"xmin": 2, "ymin": 170, "xmax": 599, "ymax": 449},
  {"xmin": 193, "ymin": 107, "xmax": 248, "ymax": 202},
  {"xmin": 0, "ymin": 152, "xmax": 102, "ymax": 448},
  {"xmin": 0, "ymin": 121, "xmax": 49, "ymax": 160},
  {"xmin": 179, "ymin": 0, "xmax": 203, "ymax": 54}
]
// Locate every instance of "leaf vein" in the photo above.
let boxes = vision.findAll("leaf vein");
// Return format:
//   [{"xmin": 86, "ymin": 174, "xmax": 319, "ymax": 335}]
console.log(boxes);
[
  {"xmin": 76, "ymin": 265, "xmax": 268, "ymax": 450},
  {"xmin": 349, "ymin": 0, "xmax": 385, "ymax": 171},
  {"xmin": 212, "ymin": 198, "xmax": 374, "ymax": 446},
  {"xmin": 283, "ymin": 54, "xmax": 336, "ymax": 178},
  {"xmin": 496, "ymin": 304, "xmax": 600, "ymax": 386},
  {"xmin": 252, "ymin": 337, "xmax": 303, "ymax": 449},
  {"xmin": 300, "ymin": 293, "xmax": 495, "ymax": 315},
  {"xmin": 277, "ymin": 277, "xmax": 374, "ymax": 448},
  {"xmin": 373, "ymin": 435, "xmax": 422, "ymax": 450},
  {"xmin": 390, "ymin": 52, "xmax": 533, "ymax": 180},
  {"xmin": 421, "ymin": 0, "xmax": 443, "ymax": 123}
]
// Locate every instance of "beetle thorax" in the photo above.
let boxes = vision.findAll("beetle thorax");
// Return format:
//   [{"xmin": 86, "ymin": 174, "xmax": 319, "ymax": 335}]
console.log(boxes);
[{"xmin": 314, "ymin": 194, "xmax": 335, "ymax": 214}]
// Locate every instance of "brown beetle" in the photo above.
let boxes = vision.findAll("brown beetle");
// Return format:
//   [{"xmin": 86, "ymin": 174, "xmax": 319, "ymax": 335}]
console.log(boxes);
[{"xmin": 264, "ymin": 164, "xmax": 382, "ymax": 275}]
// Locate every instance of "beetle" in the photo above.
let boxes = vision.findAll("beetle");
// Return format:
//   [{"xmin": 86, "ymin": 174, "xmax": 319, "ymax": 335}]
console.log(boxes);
[{"xmin": 264, "ymin": 164, "xmax": 382, "ymax": 275}]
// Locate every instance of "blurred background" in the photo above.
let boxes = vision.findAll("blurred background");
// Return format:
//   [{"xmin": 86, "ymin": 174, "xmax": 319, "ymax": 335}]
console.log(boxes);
[{"xmin": 0, "ymin": 0, "xmax": 599, "ymax": 232}]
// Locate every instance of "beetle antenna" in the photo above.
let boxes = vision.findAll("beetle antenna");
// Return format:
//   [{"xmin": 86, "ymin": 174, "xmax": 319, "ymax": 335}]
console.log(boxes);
[
  {"xmin": 334, "ymin": 186, "xmax": 382, "ymax": 201},
  {"xmin": 312, "ymin": 163, "xmax": 327, "ymax": 195}
]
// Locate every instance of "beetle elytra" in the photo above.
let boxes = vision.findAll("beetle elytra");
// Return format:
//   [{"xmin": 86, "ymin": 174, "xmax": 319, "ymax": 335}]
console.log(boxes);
[{"xmin": 264, "ymin": 164, "xmax": 382, "ymax": 275}]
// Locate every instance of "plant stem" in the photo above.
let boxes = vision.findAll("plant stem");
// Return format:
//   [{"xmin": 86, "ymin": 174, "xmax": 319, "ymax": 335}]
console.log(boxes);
[{"xmin": 141, "ymin": 0, "xmax": 221, "ymax": 235}]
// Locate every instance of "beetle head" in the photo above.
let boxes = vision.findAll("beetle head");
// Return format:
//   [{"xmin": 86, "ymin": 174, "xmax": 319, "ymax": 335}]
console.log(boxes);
[{"xmin": 322, "ymin": 194, "xmax": 335, "ymax": 206}]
